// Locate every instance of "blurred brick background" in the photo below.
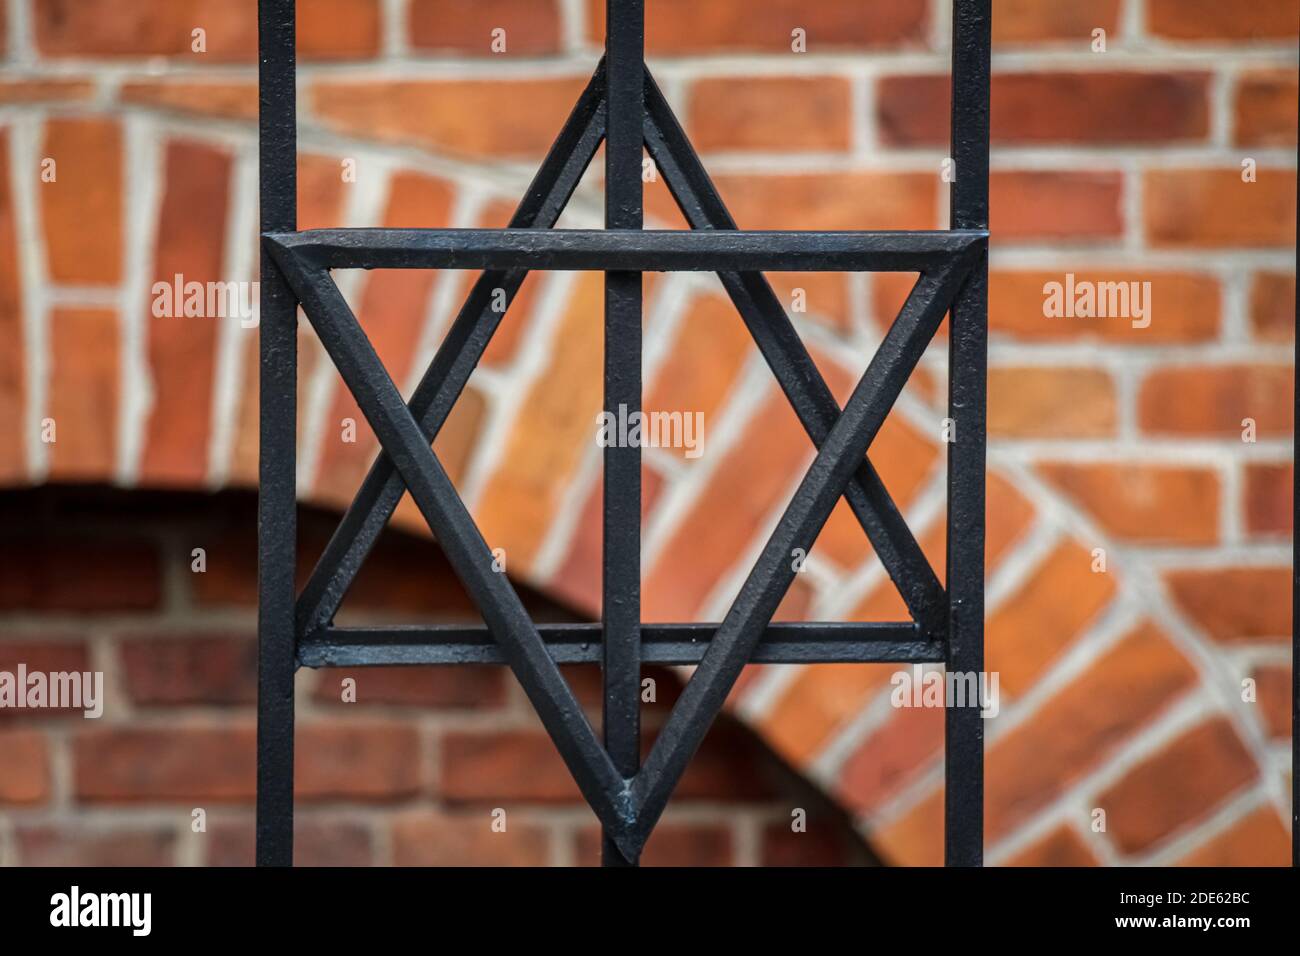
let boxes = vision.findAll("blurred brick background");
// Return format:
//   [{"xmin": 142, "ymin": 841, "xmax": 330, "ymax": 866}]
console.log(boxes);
[{"xmin": 0, "ymin": 0, "xmax": 1295, "ymax": 865}]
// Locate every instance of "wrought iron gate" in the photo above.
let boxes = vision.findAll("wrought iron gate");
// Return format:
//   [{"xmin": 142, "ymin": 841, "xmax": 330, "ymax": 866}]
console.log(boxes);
[{"xmin": 256, "ymin": 0, "xmax": 991, "ymax": 866}]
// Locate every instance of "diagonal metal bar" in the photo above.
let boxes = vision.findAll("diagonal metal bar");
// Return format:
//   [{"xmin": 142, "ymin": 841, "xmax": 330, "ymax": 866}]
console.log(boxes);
[
  {"xmin": 295, "ymin": 60, "xmax": 609, "ymax": 639},
  {"xmin": 627, "ymin": 252, "xmax": 979, "ymax": 857},
  {"xmin": 270, "ymin": 250, "xmax": 639, "ymax": 857},
  {"xmin": 642, "ymin": 72, "xmax": 947, "ymax": 640}
]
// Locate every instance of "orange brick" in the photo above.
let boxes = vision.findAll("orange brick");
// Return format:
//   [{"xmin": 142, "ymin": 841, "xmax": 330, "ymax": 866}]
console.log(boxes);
[
  {"xmin": 75, "ymin": 725, "xmax": 421, "ymax": 803},
  {"xmin": 709, "ymin": 172, "xmax": 937, "ymax": 231},
  {"xmin": 1249, "ymin": 271, "xmax": 1295, "ymax": 342},
  {"xmin": 1176, "ymin": 806, "xmax": 1290, "ymax": 866},
  {"xmin": 1138, "ymin": 364, "xmax": 1293, "ymax": 437},
  {"xmin": 74, "ymin": 728, "xmax": 256, "ymax": 802},
  {"xmin": 392, "ymin": 812, "xmax": 550, "ymax": 866},
  {"xmin": 1164, "ymin": 566, "xmax": 1291, "ymax": 643},
  {"xmin": 992, "ymin": 0, "xmax": 1121, "ymax": 45},
  {"xmin": 1235, "ymin": 69, "xmax": 1299, "ymax": 146},
  {"xmin": 47, "ymin": 308, "xmax": 119, "ymax": 481},
  {"xmin": 475, "ymin": 274, "xmax": 603, "ymax": 574},
  {"xmin": 1095, "ymin": 719, "xmax": 1258, "ymax": 855},
  {"xmin": 986, "ymin": 472, "xmax": 1038, "ymax": 569},
  {"xmin": 769, "ymin": 273, "xmax": 852, "ymax": 332},
  {"xmin": 1252, "ymin": 665, "xmax": 1291, "ymax": 740},
  {"xmin": 409, "ymin": 0, "xmax": 562, "ymax": 55},
  {"xmin": 121, "ymin": 79, "xmax": 259, "ymax": 121},
  {"xmin": 41, "ymin": 117, "xmax": 123, "ymax": 284},
  {"xmin": 991, "ymin": 171, "xmax": 1124, "ymax": 241},
  {"xmin": 835, "ymin": 703, "xmax": 945, "ymax": 815},
  {"xmin": 871, "ymin": 273, "xmax": 922, "ymax": 333},
  {"xmin": 0, "ymin": 128, "xmax": 27, "ymax": 484},
  {"xmin": 813, "ymin": 415, "xmax": 940, "ymax": 571},
  {"xmin": 312, "ymin": 171, "xmax": 457, "ymax": 502},
  {"xmin": 986, "ymin": 623, "xmax": 1197, "ymax": 839},
  {"xmin": 18, "ymin": 827, "xmax": 177, "ymax": 867},
  {"xmin": 119, "ymin": 635, "xmax": 256, "ymax": 706},
  {"xmin": 296, "ymin": 724, "xmax": 422, "ymax": 801},
  {"xmin": 759, "ymin": 664, "xmax": 897, "ymax": 766},
  {"xmin": 34, "ymin": 0, "xmax": 379, "ymax": 61},
  {"xmin": 310, "ymin": 76, "xmax": 590, "ymax": 160},
  {"xmin": 139, "ymin": 139, "xmax": 231, "ymax": 486},
  {"xmin": 643, "ymin": 382, "xmax": 814, "ymax": 620},
  {"xmin": 644, "ymin": 292, "xmax": 757, "ymax": 448},
  {"xmin": 688, "ymin": 76, "xmax": 852, "ymax": 153},
  {"xmin": 588, "ymin": 0, "xmax": 929, "ymax": 54},
  {"xmin": 0, "ymin": 731, "xmax": 50, "ymax": 804},
  {"xmin": 1145, "ymin": 168, "xmax": 1296, "ymax": 247},
  {"xmin": 773, "ymin": 575, "xmax": 816, "ymax": 622},
  {"xmin": 1037, "ymin": 462, "xmax": 1220, "ymax": 544},
  {"xmin": 850, "ymin": 521, "xmax": 945, "ymax": 622},
  {"xmin": 35, "ymin": 0, "xmax": 256, "ymax": 59},
  {"xmin": 988, "ymin": 539, "xmax": 1116, "ymax": 694},
  {"xmin": 297, "ymin": 0, "xmax": 382, "ymax": 59},
  {"xmin": 989, "ymin": 271, "xmax": 1219, "ymax": 343},
  {"xmin": 1244, "ymin": 462, "xmax": 1292, "ymax": 536},
  {"xmin": 878, "ymin": 72, "xmax": 1209, "ymax": 146},
  {"xmin": 442, "ymin": 730, "xmax": 581, "ymax": 803},
  {"xmin": 989, "ymin": 367, "xmax": 1117, "ymax": 438},
  {"xmin": 873, "ymin": 786, "xmax": 943, "ymax": 866},
  {"xmin": 1148, "ymin": 0, "xmax": 1300, "ymax": 41},
  {"xmin": 1004, "ymin": 826, "xmax": 1101, "ymax": 866},
  {"xmin": 0, "ymin": 78, "xmax": 94, "ymax": 103}
]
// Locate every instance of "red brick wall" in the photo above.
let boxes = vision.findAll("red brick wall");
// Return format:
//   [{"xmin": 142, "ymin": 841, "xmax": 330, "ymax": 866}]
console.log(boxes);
[
  {"xmin": 0, "ymin": 487, "xmax": 870, "ymax": 866},
  {"xmin": 0, "ymin": 0, "xmax": 1295, "ymax": 866}
]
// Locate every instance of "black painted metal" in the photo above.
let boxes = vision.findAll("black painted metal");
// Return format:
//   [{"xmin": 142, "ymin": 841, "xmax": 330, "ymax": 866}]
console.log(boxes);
[
  {"xmin": 256, "ymin": 0, "xmax": 298, "ymax": 870},
  {"xmin": 600, "ymin": 0, "xmax": 645, "ymax": 867},
  {"xmin": 257, "ymin": 0, "xmax": 990, "ymax": 866},
  {"xmin": 946, "ymin": 0, "xmax": 992, "ymax": 869}
]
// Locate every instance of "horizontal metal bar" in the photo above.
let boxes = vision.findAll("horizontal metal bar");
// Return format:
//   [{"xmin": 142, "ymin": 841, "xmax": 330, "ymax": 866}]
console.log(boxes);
[
  {"xmin": 299, "ymin": 623, "xmax": 940, "ymax": 667},
  {"xmin": 264, "ymin": 228, "xmax": 988, "ymax": 274}
]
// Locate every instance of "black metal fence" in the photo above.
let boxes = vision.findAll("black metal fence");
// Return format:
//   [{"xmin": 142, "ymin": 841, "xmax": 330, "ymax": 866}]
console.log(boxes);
[{"xmin": 256, "ymin": 0, "xmax": 991, "ymax": 866}]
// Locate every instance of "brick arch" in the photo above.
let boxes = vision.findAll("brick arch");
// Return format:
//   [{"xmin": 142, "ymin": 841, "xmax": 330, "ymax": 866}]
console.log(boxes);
[{"xmin": 1, "ymin": 0, "xmax": 1293, "ymax": 867}]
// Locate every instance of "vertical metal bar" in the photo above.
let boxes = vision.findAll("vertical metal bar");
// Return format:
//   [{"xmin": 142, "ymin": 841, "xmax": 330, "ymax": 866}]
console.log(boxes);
[
  {"xmin": 256, "ymin": 0, "xmax": 298, "ymax": 867},
  {"xmin": 601, "ymin": 0, "xmax": 645, "ymax": 867},
  {"xmin": 944, "ymin": 0, "xmax": 990, "ymax": 868}
]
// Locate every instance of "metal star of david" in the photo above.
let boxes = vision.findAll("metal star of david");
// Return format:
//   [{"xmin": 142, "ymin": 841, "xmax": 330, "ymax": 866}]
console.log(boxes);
[{"xmin": 256, "ymin": 0, "xmax": 991, "ymax": 867}]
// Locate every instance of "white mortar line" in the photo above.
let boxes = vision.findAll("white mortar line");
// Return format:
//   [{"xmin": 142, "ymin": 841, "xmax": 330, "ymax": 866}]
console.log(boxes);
[
  {"xmin": 116, "ymin": 113, "xmax": 163, "ymax": 485},
  {"xmin": 206, "ymin": 143, "xmax": 258, "ymax": 488},
  {"xmin": 10, "ymin": 113, "xmax": 50, "ymax": 480}
]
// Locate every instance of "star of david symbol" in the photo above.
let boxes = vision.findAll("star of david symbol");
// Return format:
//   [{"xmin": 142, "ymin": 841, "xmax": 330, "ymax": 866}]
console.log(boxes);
[{"xmin": 259, "ymin": 22, "xmax": 989, "ymax": 865}]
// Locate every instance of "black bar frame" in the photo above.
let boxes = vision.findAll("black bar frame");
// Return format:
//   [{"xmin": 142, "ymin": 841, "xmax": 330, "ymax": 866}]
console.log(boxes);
[{"xmin": 257, "ymin": 0, "xmax": 991, "ymax": 866}]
